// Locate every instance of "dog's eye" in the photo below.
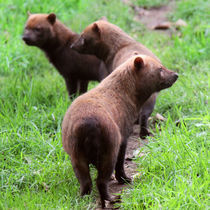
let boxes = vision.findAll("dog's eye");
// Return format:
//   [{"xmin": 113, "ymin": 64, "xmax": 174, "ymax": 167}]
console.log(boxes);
[
  {"xmin": 34, "ymin": 27, "xmax": 42, "ymax": 32},
  {"xmin": 159, "ymin": 67, "xmax": 163, "ymax": 72},
  {"xmin": 84, "ymin": 37, "xmax": 93, "ymax": 46},
  {"xmin": 83, "ymin": 38, "xmax": 90, "ymax": 46}
]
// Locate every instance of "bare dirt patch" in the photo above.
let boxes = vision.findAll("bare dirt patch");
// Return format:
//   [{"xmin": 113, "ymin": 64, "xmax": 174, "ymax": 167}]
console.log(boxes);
[
  {"xmin": 96, "ymin": 125, "xmax": 148, "ymax": 209},
  {"xmin": 133, "ymin": 1, "xmax": 176, "ymax": 30},
  {"xmin": 132, "ymin": 1, "xmax": 187, "ymax": 33}
]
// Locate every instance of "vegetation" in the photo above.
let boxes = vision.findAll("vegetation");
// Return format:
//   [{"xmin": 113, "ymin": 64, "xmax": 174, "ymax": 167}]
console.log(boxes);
[
  {"xmin": 133, "ymin": 0, "xmax": 170, "ymax": 8},
  {"xmin": 0, "ymin": 0, "xmax": 209, "ymax": 209}
]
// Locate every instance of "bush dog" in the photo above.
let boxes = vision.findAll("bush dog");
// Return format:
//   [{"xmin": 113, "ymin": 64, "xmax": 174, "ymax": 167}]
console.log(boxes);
[
  {"xmin": 22, "ymin": 13, "xmax": 108, "ymax": 97},
  {"xmin": 71, "ymin": 20, "xmax": 165, "ymax": 138},
  {"xmin": 62, "ymin": 55, "xmax": 178, "ymax": 208}
]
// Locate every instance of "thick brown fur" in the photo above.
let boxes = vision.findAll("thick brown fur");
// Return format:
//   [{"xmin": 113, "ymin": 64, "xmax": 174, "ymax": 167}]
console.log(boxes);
[
  {"xmin": 71, "ymin": 20, "xmax": 162, "ymax": 138},
  {"xmin": 22, "ymin": 13, "xmax": 108, "ymax": 98},
  {"xmin": 62, "ymin": 55, "xmax": 178, "ymax": 208}
]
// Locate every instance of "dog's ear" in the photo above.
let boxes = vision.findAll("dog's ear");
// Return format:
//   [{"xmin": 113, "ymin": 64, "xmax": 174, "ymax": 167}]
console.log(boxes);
[
  {"xmin": 92, "ymin": 23, "xmax": 101, "ymax": 35},
  {"xmin": 134, "ymin": 56, "xmax": 144, "ymax": 71},
  {"xmin": 47, "ymin": 13, "xmax": 56, "ymax": 25}
]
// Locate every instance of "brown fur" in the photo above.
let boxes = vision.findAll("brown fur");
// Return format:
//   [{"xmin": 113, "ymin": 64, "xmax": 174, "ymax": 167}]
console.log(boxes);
[
  {"xmin": 71, "ymin": 20, "xmax": 163, "ymax": 138},
  {"xmin": 22, "ymin": 13, "xmax": 108, "ymax": 98},
  {"xmin": 62, "ymin": 55, "xmax": 178, "ymax": 208}
]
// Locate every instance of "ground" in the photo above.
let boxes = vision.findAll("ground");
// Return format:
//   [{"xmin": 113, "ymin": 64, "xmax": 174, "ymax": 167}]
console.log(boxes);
[
  {"xmin": 97, "ymin": 125, "xmax": 147, "ymax": 209},
  {"xmin": 95, "ymin": 3, "xmax": 177, "ymax": 208}
]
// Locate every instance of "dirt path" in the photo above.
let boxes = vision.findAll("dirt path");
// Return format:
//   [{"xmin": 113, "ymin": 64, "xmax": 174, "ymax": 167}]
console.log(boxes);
[
  {"xmin": 133, "ymin": 1, "xmax": 186, "ymax": 33},
  {"xmin": 133, "ymin": 1, "xmax": 176, "ymax": 30},
  {"xmin": 95, "ymin": 2, "xmax": 176, "ymax": 209},
  {"xmin": 96, "ymin": 125, "xmax": 147, "ymax": 209}
]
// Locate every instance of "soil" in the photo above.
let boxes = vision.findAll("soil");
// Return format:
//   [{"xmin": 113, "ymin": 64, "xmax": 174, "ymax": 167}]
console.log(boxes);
[
  {"xmin": 95, "ymin": 2, "xmax": 175, "ymax": 209},
  {"xmin": 96, "ymin": 125, "xmax": 148, "ymax": 209},
  {"xmin": 133, "ymin": 1, "xmax": 176, "ymax": 30}
]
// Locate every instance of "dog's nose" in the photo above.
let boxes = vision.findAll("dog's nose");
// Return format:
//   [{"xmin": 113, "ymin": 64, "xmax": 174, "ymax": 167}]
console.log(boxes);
[
  {"xmin": 174, "ymin": 73, "xmax": 179, "ymax": 80},
  {"xmin": 22, "ymin": 35, "xmax": 30, "ymax": 42}
]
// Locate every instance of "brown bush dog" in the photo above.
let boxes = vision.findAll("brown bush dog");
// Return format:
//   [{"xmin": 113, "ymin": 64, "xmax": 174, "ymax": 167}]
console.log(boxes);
[
  {"xmin": 22, "ymin": 13, "xmax": 108, "ymax": 98},
  {"xmin": 71, "ymin": 20, "xmax": 163, "ymax": 138},
  {"xmin": 62, "ymin": 55, "xmax": 178, "ymax": 208}
]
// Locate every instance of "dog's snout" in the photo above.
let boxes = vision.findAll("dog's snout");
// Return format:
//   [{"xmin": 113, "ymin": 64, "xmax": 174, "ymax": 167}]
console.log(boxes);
[
  {"xmin": 22, "ymin": 35, "xmax": 29, "ymax": 42},
  {"xmin": 174, "ymin": 72, "xmax": 179, "ymax": 80}
]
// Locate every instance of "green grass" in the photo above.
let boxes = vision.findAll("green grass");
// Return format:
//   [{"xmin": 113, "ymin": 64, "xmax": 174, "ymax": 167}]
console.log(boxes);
[
  {"xmin": 132, "ymin": 0, "xmax": 170, "ymax": 8},
  {"xmin": 0, "ymin": 0, "xmax": 209, "ymax": 209}
]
